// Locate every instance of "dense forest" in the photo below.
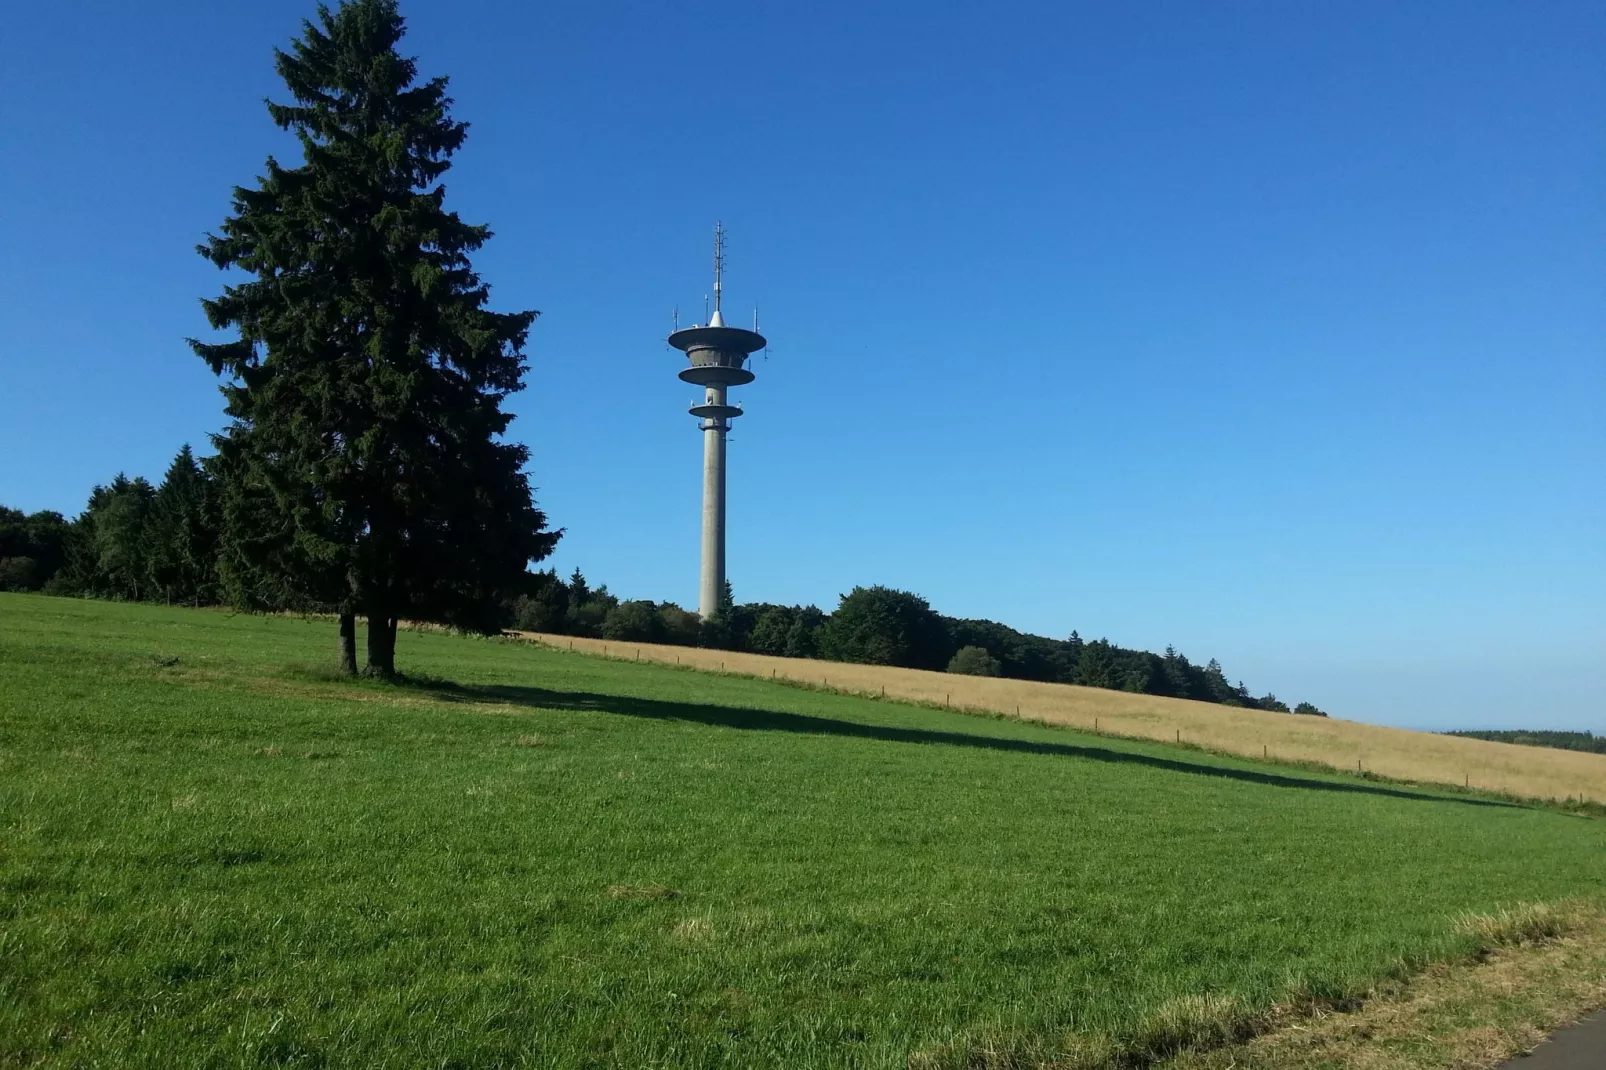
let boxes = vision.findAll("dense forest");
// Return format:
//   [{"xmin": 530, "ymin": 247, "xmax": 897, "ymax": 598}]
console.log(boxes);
[
  {"xmin": 1446, "ymin": 730, "xmax": 1606, "ymax": 755},
  {"xmin": 3, "ymin": 452, "xmax": 1327, "ymax": 716}
]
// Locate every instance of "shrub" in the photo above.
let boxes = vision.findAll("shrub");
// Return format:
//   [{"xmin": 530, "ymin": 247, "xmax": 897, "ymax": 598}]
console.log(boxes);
[
  {"xmin": 0, "ymin": 556, "xmax": 41, "ymax": 591},
  {"xmin": 947, "ymin": 645, "xmax": 1001, "ymax": 677}
]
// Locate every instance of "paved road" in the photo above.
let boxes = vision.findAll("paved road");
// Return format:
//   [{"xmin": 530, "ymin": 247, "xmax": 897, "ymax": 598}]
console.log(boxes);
[{"xmin": 1498, "ymin": 1011, "xmax": 1606, "ymax": 1068}]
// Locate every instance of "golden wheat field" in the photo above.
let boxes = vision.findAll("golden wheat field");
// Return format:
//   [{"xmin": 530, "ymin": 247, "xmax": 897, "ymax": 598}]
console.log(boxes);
[{"xmin": 516, "ymin": 632, "xmax": 1606, "ymax": 804}]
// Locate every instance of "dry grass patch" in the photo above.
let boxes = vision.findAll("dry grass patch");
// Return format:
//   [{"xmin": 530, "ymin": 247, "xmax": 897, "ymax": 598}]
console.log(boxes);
[
  {"xmin": 1455, "ymin": 902, "xmax": 1568, "ymax": 949},
  {"xmin": 671, "ymin": 917, "xmax": 714, "ymax": 944},
  {"xmin": 509, "ymin": 734, "xmax": 551, "ymax": 748},
  {"xmin": 607, "ymin": 884, "xmax": 680, "ymax": 901}
]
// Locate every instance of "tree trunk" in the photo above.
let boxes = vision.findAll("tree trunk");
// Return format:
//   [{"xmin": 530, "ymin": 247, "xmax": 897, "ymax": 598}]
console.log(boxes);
[
  {"xmin": 365, "ymin": 613, "xmax": 397, "ymax": 678},
  {"xmin": 337, "ymin": 613, "xmax": 358, "ymax": 675}
]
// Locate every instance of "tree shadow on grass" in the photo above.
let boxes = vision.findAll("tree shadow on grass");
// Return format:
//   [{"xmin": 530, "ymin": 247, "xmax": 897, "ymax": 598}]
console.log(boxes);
[{"xmin": 414, "ymin": 679, "xmax": 1516, "ymax": 811}]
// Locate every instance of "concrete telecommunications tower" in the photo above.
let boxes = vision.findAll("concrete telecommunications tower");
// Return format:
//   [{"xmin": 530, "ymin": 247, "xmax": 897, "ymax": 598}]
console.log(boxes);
[{"xmin": 668, "ymin": 223, "xmax": 766, "ymax": 620}]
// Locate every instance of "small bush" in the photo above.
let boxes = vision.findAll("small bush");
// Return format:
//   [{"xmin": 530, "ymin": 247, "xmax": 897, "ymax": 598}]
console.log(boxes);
[
  {"xmin": 0, "ymin": 556, "xmax": 41, "ymax": 591},
  {"xmin": 947, "ymin": 645, "xmax": 1002, "ymax": 677}
]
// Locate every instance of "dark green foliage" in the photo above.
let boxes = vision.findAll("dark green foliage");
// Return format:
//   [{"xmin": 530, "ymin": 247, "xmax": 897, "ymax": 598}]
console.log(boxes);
[
  {"xmin": 658, "ymin": 603, "xmax": 703, "ymax": 647},
  {"xmin": 947, "ymin": 645, "xmax": 1002, "ymax": 677},
  {"xmin": 1294, "ymin": 702, "xmax": 1328, "ymax": 718},
  {"xmin": 39, "ymin": 448, "xmax": 224, "ymax": 607},
  {"xmin": 601, "ymin": 600, "xmax": 666, "ymax": 643},
  {"xmin": 1448, "ymin": 730, "xmax": 1605, "ymax": 754},
  {"xmin": 0, "ymin": 556, "xmax": 40, "ymax": 591},
  {"xmin": 563, "ymin": 571, "xmax": 617, "ymax": 638},
  {"xmin": 49, "ymin": 476, "xmax": 158, "ymax": 601},
  {"xmin": 817, "ymin": 586, "xmax": 948, "ymax": 669},
  {"xmin": 747, "ymin": 605, "xmax": 796, "ymax": 655},
  {"xmin": 783, "ymin": 606, "xmax": 825, "ymax": 658},
  {"xmin": 0, "ymin": 508, "xmax": 69, "ymax": 591},
  {"xmin": 145, "ymin": 446, "xmax": 221, "ymax": 606},
  {"xmin": 742, "ymin": 604, "xmax": 827, "ymax": 659},
  {"xmin": 191, "ymin": 0, "xmax": 556, "ymax": 672},
  {"xmin": 947, "ymin": 617, "xmax": 1068, "ymax": 682},
  {"xmin": 1075, "ymin": 638, "xmax": 1122, "ymax": 689},
  {"xmin": 509, "ymin": 569, "xmax": 569, "ymax": 633}
]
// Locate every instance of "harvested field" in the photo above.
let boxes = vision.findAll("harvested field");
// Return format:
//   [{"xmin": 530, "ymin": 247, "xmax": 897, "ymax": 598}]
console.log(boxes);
[{"xmin": 519, "ymin": 632, "xmax": 1606, "ymax": 805}]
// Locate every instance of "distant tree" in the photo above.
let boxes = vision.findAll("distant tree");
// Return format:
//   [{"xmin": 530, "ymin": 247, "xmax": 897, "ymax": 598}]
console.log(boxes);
[
  {"xmin": 0, "ymin": 508, "xmax": 70, "ymax": 591},
  {"xmin": 92, "ymin": 476, "xmax": 157, "ymax": 601},
  {"xmin": 567, "ymin": 581, "xmax": 616, "ymax": 638},
  {"xmin": 747, "ymin": 605, "xmax": 796, "ymax": 655},
  {"xmin": 947, "ymin": 645, "xmax": 1001, "ymax": 677},
  {"xmin": 192, "ymin": 0, "xmax": 557, "ymax": 675},
  {"xmin": 568, "ymin": 569, "xmax": 591, "ymax": 608},
  {"xmin": 658, "ymin": 603, "xmax": 703, "ymax": 647},
  {"xmin": 602, "ymin": 600, "xmax": 665, "ymax": 643},
  {"xmin": 1161, "ymin": 645, "xmax": 1194, "ymax": 699},
  {"xmin": 784, "ymin": 606, "xmax": 825, "ymax": 658},
  {"xmin": 818, "ymin": 586, "xmax": 948, "ymax": 669},
  {"xmin": 1447, "ymin": 729, "xmax": 1603, "ymax": 754},
  {"xmin": 1201, "ymin": 658, "xmax": 1240, "ymax": 706},
  {"xmin": 509, "ymin": 569, "xmax": 569, "ymax": 633},
  {"xmin": 1257, "ymin": 694, "xmax": 1291, "ymax": 713},
  {"xmin": 1074, "ymin": 639, "xmax": 1121, "ymax": 690},
  {"xmin": 948, "ymin": 617, "xmax": 1062, "ymax": 682},
  {"xmin": 145, "ymin": 445, "xmax": 220, "ymax": 606},
  {"xmin": 1293, "ymin": 702, "xmax": 1327, "ymax": 717}
]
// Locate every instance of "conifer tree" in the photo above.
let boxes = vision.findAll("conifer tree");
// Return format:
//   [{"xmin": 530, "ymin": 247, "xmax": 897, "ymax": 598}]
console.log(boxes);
[
  {"xmin": 191, "ymin": 0, "xmax": 558, "ymax": 675},
  {"xmin": 146, "ymin": 445, "xmax": 220, "ymax": 606}
]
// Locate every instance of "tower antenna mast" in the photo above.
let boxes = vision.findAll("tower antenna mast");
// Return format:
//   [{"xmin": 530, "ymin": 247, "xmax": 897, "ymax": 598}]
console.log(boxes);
[{"xmin": 712, "ymin": 221, "xmax": 725, "ymax": 317}]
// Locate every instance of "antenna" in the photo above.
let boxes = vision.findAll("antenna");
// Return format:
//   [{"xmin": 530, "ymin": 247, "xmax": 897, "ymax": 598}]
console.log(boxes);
[
  {"xmin": 673, "ymin": 306, "xmax": 679, "ymax": 331},
  {"xmin": 753, "ymin": 306, "xmax": 759, "ymax": 332},
  {"xmin": 703, "ymin": 294, "xmax": 709, "ymax": 323},
  {"xmin": 713, "ymin": 221, "xmax": 725, "ymax": 315}
]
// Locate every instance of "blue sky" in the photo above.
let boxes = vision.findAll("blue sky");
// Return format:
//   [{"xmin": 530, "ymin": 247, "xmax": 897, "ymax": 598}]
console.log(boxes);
[{"xmin": 1, "ymin": 1, "xmax": 1601, "ymax": 730}]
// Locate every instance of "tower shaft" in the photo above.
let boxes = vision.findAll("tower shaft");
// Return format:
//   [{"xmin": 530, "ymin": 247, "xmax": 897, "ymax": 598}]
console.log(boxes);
[{"xmin": 699, "ymin": 384, "xmax": 728, "ymax": 619}]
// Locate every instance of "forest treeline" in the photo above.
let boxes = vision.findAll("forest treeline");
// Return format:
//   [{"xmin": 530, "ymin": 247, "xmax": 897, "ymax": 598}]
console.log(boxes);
[
  {"xmin": 1446, "ymin": 730, "xmax": 1606, "ymax": 755},
  {"xmin": 3, "ymin": 455, "xmax": 1325, "ymax": 716}
]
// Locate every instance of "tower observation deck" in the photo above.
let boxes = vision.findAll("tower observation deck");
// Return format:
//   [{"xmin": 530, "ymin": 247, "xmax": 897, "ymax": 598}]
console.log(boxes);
[{"xmin": 668, "ymin": 223, "xmax": 766, "ymax": 621}]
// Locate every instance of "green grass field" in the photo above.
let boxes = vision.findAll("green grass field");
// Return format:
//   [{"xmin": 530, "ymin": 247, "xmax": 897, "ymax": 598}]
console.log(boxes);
[{"xmin": 2, "ymin": 594, "xmax": 1602, "ymax": 1068}]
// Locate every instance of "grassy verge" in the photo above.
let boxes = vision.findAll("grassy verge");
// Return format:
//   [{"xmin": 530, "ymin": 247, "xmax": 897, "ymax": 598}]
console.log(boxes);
[
  {"xmin": 2, "ymin": 594, "xmax": 1603, "ymax": 1068},
  {"xmin": 1160, "ymin": 901, "xmax": 1606, "ymax": 1070}
]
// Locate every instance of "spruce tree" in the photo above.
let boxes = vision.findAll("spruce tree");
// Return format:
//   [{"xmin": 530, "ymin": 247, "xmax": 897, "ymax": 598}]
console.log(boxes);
[
  {"xmin": 146, "ymin": 445, "xmax": 220, "ymax": 606},
  {"xmin": 191, "ymin": 0, "xmax": 558, "ymax": 675}
]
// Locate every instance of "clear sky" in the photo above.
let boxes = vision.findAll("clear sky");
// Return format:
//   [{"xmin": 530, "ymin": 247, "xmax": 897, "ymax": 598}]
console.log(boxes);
[{"xmin": 1, "ymin": 1, "xmax": 1601, "ymax": 730}]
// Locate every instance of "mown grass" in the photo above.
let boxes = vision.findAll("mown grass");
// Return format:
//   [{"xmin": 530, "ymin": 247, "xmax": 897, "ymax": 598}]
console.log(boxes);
[{"xmin": 1, "ymin": 593, "xmax": 1603, "ymax": 1068}]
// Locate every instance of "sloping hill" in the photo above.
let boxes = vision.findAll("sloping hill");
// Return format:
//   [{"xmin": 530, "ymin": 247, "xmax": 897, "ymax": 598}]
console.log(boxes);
[
  {"xmin": 523, "ymin": 633, "xmax": 1606, "ymax": 805},
  {"xmin": 3, "ymin": 594, "xmax": 1603, "ymax": 1068}
]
